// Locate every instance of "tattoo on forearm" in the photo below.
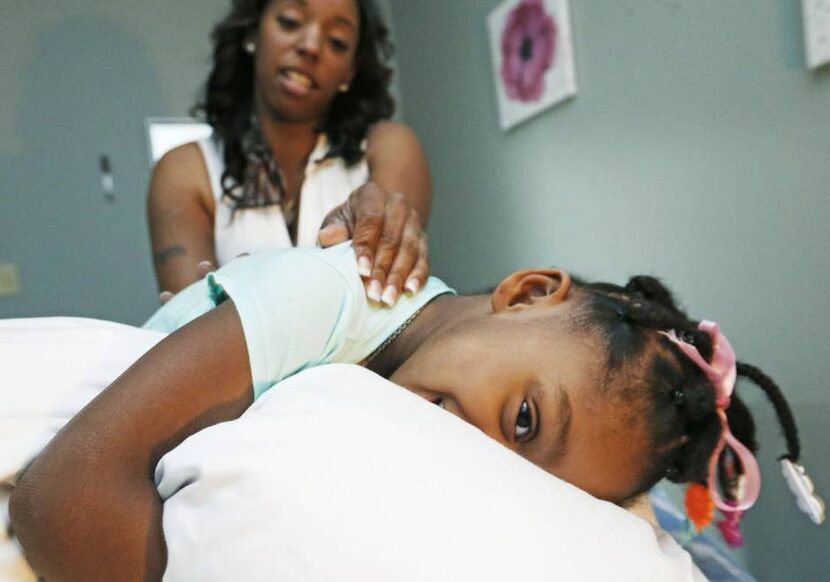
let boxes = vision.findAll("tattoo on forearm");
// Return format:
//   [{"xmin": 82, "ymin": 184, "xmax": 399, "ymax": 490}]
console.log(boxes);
[{"xmin": 153, "ymin": 245, "xmax": 186, "ymax": 266}]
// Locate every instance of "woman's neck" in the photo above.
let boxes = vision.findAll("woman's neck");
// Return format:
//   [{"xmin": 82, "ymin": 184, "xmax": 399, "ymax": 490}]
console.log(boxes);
[
  {"xmin": 256, "ymin": 105, "xmax": 321, "ymax": 172},
  {"xmin": 368, "ymin": 294, "xmax": 491, "ymax": 378}
]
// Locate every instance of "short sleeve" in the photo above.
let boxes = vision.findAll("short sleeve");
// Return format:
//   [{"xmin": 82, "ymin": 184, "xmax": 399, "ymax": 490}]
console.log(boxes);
[
  {"xmin": 206, "ymin": 248, "xmax": 356, "ymax": 399},
  {"xmin": 142, "ymin": 278, "xmax": 216, "ymax": 333}
]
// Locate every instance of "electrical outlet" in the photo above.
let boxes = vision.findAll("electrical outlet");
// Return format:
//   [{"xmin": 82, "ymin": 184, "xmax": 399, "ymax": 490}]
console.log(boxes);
[
  {"xmin": 0, "ymin": 263, "xmax": 21, "ymax": 296},
  {"xmin": 804, "ymin": 0, "xmax": 830, "ymax": 69}
]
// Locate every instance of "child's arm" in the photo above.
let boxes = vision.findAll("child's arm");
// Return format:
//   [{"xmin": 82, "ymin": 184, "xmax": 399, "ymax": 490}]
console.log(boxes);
[{"xmin": 10, "ymin": 301, "xmax": 252, "ymax": 582}]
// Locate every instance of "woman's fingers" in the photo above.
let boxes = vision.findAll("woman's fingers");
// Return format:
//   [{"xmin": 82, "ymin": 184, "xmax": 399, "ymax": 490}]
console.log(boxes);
[
  {"xmin": 376, "ymin": 209, "xmax": 424, "ymax": 306},
  {"xmin": 348, "ymin": 184, "xmax": 386, "ymax": 277},
  {"xmin": 158, "ymin": 260, "xmax": 216, "ymax": 305},
  {"xmin": 317, "ymin": 222, "xmax": 351, "ymax": 248},
  {"xmin": 405, "ymin": 230, "xmax": 430, "ymax": 296},
  {"xmin": 317, "ymin": 201, "xmax": 355, "ymax": 247},
  {"xmin": 316, "ymin": 182, "xmax": 431, "ymax": 306},
  {"xmin": 196, "ymin": 260, "xmax": 216, "ymax": 279},
  {"xmin": 365, "ymin": 191, "xmax": 409, "ymax": 303}
]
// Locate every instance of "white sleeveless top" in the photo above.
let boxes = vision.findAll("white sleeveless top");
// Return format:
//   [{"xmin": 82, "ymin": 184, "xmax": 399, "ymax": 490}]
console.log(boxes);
[{"xmin": 197, "ymin": 135, "xmax": 369, "ymax": 266}]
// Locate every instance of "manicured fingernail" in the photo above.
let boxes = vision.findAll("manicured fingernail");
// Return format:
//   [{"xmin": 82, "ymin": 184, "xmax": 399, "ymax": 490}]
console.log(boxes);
[
  {"xmin": 381, "ymin": 285, "xmax": 398, "ymax": 307},
  {"xmin": 159, "ymin": 291, "xmax": 174, "ymax": 304},
  {"xmin": 318, "ymin": 226, "xmax": 334, "ymax": 243},
  {"xmin": 358, "ymin": 256, "xmax": 372, "ymax": 277},
  {"xmin": 405, "ymin": 278, "xmax": 420, "ymax": 294},
  {"xmin": 367, "ymin": 280, "xmax": 382, "ymax": 302}
]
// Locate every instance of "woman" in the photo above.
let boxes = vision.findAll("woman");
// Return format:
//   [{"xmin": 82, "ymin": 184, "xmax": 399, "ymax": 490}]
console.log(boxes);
[
  {"xmin": 148, "ymin": 0, "xmax": 431, "ymax": 306},
  {"xmin": 10, "ymin": 243, "xmax": 820, "ymax": 581}
]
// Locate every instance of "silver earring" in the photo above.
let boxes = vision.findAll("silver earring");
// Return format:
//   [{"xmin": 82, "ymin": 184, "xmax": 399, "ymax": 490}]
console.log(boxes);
[
  {"xmin": 244, "ymin": 41, "xmax": 256, "ymax": 55},
  {"xmin": 339, "ymin": 84, "xmax": 350, "ymax": 93}
]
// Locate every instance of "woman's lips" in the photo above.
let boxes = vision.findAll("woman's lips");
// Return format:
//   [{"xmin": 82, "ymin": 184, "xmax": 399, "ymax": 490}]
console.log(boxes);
[{"xmin": 279, "ymin": 68, "xmax": 315, "ymax": 97}]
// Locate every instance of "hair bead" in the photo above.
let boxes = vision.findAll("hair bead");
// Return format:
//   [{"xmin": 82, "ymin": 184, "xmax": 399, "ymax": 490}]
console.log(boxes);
[{"xmin": 685, "ymin": 482, "xmax": 715, "ymax": 530}]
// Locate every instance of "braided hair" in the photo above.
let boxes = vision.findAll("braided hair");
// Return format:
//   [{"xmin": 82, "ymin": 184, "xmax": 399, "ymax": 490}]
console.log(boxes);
[
  {"xmin": 192, "ymin": 0, "xmax": 395, "ymax": 211},
  {"xmin": 569, "ymin": 275, "xmax": 801, "ymax": 502}
]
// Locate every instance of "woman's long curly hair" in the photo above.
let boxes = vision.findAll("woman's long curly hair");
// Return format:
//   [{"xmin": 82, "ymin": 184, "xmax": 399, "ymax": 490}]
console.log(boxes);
[{"xmin": 192, "ymin": 0, "xmax": 395, "ymax": 209}]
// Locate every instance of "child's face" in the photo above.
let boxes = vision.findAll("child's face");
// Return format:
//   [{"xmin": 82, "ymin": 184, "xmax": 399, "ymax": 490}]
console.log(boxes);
[{"xmin": 390, "ymin": 273, "xmax": 649, "ymax": 503}]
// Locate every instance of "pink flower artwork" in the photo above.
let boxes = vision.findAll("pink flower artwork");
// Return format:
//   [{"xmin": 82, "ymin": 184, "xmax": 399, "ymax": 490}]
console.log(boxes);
[
  {"xmin": 500, "ymin": 0, "xmax": 557, "ymax": 103},
  {"xmin": 488, "ymin": 0, "xmax": 577, "ymax": 130}
]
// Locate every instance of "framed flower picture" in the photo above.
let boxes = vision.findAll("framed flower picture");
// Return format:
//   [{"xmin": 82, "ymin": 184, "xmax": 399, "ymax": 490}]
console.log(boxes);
[{"xmin": 488, "ymin": 0, "xmax": 578, "ymax": 130}]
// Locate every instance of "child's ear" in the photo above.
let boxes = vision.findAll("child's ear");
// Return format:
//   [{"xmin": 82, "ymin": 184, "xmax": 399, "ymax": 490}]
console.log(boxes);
[{"xmin": 491, "ymin": 269, "xmax": 572, "ymax": 313}]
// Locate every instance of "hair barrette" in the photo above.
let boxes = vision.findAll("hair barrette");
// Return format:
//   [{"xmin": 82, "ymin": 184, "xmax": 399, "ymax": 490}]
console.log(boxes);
[
  {"xmin": 661, "ymin": 321, "xmax": 761, "ymax": 515},
  {"xmin": 662, "ymin": 321, "xmax": 825, "ymax": 546}
]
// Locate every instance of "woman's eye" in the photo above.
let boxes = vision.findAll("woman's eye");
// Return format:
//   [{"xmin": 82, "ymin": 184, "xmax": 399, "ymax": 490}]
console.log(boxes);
[
  {"xmin": 515, "ymin": 400, "xmax": 533, "ymax": 440},
  {"xmin": 329, "ymin": 37, "xmax": 350, "ymax": 52},
  {"xmin": 277, "ymin": 15, "xmax": 301, "ymax": 30}
]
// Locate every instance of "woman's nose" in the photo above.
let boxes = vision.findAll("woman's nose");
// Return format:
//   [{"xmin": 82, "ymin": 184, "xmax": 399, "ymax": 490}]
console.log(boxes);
[{"xmin": 296, "ymin": 24, "xmax": 322, "ymax": 60}]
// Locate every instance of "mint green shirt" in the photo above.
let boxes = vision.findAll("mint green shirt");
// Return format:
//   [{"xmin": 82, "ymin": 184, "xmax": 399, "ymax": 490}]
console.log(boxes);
[{"xmin": 144, "ymin": 243, "xmax": 454, "ymax": 399}]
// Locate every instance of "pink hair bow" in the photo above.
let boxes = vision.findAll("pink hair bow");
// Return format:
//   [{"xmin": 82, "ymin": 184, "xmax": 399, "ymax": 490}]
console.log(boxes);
[{"xmin": 661, "ymin": 321, "xmax": 761, "ymax": 514}]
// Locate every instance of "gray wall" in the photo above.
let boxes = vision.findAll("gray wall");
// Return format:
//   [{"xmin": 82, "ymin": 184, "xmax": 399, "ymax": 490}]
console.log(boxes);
[
  {"xmin": 0, "ymin": 0, "xmax": 226, "ymax": 324},
  {"xmin": 387, "ymin": 0, "xmax": 829, "ymax": 580}
]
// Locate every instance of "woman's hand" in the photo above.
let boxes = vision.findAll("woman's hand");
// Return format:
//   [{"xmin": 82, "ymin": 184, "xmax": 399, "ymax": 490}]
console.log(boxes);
[
  {"xmin": 158, "ymin": 260, "xmax": 217, "ymax": 304},
  {"xmin": 318, "ymin": 182, "xmax": 430, "ymax": 307}
]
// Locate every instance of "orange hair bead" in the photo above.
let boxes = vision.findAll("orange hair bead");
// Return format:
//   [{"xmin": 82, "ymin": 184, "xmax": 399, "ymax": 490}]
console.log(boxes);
[{"xmin": 685, "ymin": 482, "xmax": 715, "ymax": 530}]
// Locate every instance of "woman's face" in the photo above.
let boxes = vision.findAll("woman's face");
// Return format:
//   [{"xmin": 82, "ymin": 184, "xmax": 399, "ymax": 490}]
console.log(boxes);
[
  {"xmin": 390, "ymin": 295, "xmax": 650, "ymax": 504},
  {"xmin": 253, "ymin": 0, "xmax": 360, "ymax": 123}
]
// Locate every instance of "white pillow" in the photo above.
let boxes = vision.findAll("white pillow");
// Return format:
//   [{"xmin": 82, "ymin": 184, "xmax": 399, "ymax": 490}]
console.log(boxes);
[{"xmin": 158, "ymin": 364, "xmax": 703, "ymax": 582}]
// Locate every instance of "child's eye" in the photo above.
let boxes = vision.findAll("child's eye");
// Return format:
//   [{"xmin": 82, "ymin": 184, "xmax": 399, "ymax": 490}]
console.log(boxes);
[{"xmin": 515, "ymin": 400, "xmax": 533, "ymax": 441}]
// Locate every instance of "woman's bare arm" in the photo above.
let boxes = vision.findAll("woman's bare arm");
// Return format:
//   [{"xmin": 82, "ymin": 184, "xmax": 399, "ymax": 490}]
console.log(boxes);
[
  {"xmin": 147, "ymin": 143, "xmax": 218, "ymax": 295},
  {"xmin": 365, "ymin": 121, "xmax": 432, "ymax": 223},
  {"xmin": 10, "ymin": 301, "xmax": 252, "ymax": 582}
]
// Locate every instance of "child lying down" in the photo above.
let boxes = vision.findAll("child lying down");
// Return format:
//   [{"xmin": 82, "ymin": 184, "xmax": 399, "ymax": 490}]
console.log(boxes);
[
  {"xmin": 0, "ymin": 344, "xmax": 693, "ymax": 582},
  {"xmin": 7, "ymin": 242, "xmax": 824, "ymax": 580}
]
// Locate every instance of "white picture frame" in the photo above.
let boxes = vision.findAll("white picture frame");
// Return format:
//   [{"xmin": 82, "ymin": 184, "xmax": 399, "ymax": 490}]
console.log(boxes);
[
  {"xmin": 488, "ymin": 0, "xmax": 578, "ymax": 130},
  {"xmin": 803, "ymin": 0, "xmax": 830, "ymax": 69}
]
